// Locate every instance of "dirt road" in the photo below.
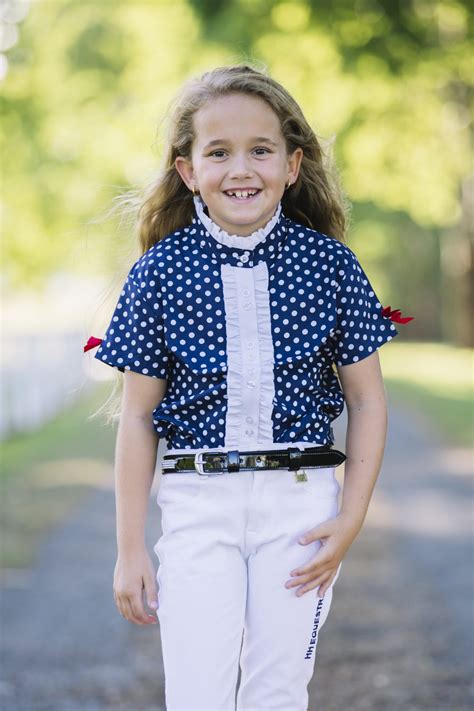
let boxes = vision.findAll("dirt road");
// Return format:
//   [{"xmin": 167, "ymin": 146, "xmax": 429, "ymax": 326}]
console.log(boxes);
[{"xmin": 1, "ymin": 395, "xmax": 472, "ymax": 710}]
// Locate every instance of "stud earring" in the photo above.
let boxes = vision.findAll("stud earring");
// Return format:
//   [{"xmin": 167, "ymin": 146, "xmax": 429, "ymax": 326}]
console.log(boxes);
[{"xmin": 192, "ymin": 184, "xmax": 200, "ymax": 196}]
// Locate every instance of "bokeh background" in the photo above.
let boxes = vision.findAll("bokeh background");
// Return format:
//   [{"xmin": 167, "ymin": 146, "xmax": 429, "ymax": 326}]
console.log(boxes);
[{"xmin": 1, "ymin": 1, "xmax": 473, "ymax": 710}]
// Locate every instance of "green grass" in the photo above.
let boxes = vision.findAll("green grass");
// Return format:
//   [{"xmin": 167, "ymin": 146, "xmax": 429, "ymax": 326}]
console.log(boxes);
[
  {"xmin": 1, "ymin": 383, "xmax": 117, "ymax": 481},
  {"xmin": 1, "ymin": 383, "xmax": 117, "ymax": 569},
  {"xmin": 379, "ymin": 341, "xmax": 473, "ymax": 448}
]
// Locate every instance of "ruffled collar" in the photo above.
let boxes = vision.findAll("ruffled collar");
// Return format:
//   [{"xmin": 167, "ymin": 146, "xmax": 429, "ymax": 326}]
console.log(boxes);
[{"xmin": 193, "ymin": 195, "xmax": 282, "ymax": 250}]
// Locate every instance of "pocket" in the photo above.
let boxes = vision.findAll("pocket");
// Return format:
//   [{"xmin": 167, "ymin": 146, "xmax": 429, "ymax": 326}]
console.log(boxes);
[
  {"xmin": 156, "ymin": 472, "xmax": 207, "ymax": 508},
  {"xmin": 293, "ymin": 468, "xmax": 341, "ymax": 501}
]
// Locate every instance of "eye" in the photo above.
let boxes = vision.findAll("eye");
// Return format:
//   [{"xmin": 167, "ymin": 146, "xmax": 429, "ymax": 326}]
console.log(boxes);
[
  {"xmin": 208, "ymin": 150, "xmax": 227, "ymax": 158},
  {"xmin": 253, "ymin": 147, "xmax": 272, "ymax": 156}
]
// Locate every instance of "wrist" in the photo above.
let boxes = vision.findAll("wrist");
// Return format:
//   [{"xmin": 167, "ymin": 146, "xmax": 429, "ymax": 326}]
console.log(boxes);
[
  {"xmin": 117, "ymin": 536, "xmax": 147, "ymax": 555},
  {"xmin": 338, "ymin": 510, "xmax": 365, "ymax": 537}
]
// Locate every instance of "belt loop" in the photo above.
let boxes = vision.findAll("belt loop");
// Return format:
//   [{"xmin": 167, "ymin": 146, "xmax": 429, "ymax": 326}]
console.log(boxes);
[
  {"xmin": 226, "ymin": 450, "xmax": 240, "ymax": 472},
  {"xmin": 287, "ymin": 447, "xmax": 302, "ymax": 471}
]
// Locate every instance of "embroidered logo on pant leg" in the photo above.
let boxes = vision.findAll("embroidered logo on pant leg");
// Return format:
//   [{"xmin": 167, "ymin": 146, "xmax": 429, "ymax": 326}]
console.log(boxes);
[{"xmin": 304, "ymin": 595, "xmax": 325, "ymax": 660}]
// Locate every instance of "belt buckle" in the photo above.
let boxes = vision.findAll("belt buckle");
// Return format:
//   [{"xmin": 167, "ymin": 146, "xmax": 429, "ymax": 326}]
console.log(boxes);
[{"xmin": 194, "ymin": 449, "xmax": 225, "ymax": 476}]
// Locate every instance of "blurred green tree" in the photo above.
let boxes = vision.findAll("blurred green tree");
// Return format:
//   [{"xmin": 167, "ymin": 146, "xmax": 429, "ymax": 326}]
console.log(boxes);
[
  {"xmin": 188, "ymin": 0, "xmax": 473, "ymax": 345},
  {"xmin": 2, "ymin": 0, "xmax": 471, "ymax": 344}
]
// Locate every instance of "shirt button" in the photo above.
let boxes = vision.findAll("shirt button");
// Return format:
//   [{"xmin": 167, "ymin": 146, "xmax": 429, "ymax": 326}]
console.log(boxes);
[
  {"xmin": 245, "ymin": 428, "xmax": 254, "ymax": 436},
  {"xmin": 240, "ymin": 254, "xmax": 250, "ymax": 263},
  {"xmin": 243, "ymin": 302, "xmax": 252, "ymax": 310},
  {"xmin": 242, "ymin": 288, "xmax": 250, "ymax": 297},
  {"xmin": 247, "ymin": 380, "xmax": 255, "ymax": 388},
  {"xmin": 246, "ymin": 416, "xmax": 254, "ymax": 424},
  {"xmin": 247, "ymin": 341, "xmax": 255, "ymax": 348}
]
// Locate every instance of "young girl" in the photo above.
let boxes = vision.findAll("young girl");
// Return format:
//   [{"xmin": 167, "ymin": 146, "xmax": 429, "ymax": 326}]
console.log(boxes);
[{"xmin": 84, "ymin": 64, "xmax": 412, "ymax": 710}]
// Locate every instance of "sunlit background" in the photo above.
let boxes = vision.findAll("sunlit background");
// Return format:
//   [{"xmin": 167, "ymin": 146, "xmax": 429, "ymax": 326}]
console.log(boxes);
[
  {"xmin": 0, "ymin": 1, "xmax": 472, "ymax": 707},
  {"xmin": 2, "ymin": 0, "xmax": 472, "ymax": 432}
]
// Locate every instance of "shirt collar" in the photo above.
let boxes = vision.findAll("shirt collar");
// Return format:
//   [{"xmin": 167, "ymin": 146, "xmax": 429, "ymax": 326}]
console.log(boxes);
[
  {"xmin": 192, "ymin": 196, "xmax": 286, "ymax": 267},
  {"xmin": 192, "ymin": 195, "xmax": 283, "ymax": 252}
]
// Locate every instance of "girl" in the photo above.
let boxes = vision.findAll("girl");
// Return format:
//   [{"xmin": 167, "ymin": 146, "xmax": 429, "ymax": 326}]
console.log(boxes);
[{"xmin": 84, "ymin": 65, "xmax": 412, "ymax": 710}]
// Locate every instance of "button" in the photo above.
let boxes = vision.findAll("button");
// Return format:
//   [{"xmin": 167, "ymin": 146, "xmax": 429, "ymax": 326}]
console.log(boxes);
[
  {"xmin": 242, "ymin": 288, "xmax": 250, "ymax": 296},
  {"xmin": 246, "ymin": 416, "xmax": 254, "ymax": 424},
  {"xmin": 245, "ymin": 428, "xmax": 254, "ymax": 436},
  {"xmin": 243, "ymin": 302, "xmax": 252, "ymax": 310},
  {"xmin": 240, "ymin": 254, "xmax": 250, "ymax": 263},
  {"xmin": 247, "ymin": 341, "xmax": 255, "ymax": 348},
  {"xmin": 247, "ymin": 380, "xmax": 255, "ymax": 388}
]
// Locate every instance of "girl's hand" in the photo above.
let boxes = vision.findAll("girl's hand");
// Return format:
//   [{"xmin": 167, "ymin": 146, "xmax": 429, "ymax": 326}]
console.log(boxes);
[
  {"xmin": 285, "ymin": 513, "xmax": 361, "ymax": 598},
  {"xmin": 113, "ymin": 548, "xmax": 159, "ymax": 625}
]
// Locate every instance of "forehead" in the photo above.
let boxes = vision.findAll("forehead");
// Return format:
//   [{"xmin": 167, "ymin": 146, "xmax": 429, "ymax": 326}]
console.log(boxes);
[{"xmin": 192, "ymin": 93, "xmax": 283, "ymax": 145}]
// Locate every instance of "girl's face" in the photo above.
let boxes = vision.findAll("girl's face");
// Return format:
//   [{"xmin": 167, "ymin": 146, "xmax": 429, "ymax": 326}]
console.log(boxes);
[{"xmin": 175, "ymin": 94, "xmax": 303, "ymax": 236}]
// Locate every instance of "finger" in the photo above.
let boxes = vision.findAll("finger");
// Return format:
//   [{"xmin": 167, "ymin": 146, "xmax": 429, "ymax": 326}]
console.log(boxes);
[
  {"xmin": 318, "ymin": 571, "xmax": 337, "ymax": 597},
  {"xmin": 143, "ymin": 575, "xmax": 159, "ymax": 614},
  {"xmin": 295, "ymin": 571, "xmax": 333, "ymax": 597},
  {"xmin": 285, "ymin": 563, "xmax": 332, "ymax": 589},
  {"xmin": 123, "ymin": 596, "xmax": 144, "ymax": 624},
  {"xmin": 298, "ymin": 520, "xmax": 335, "ymax": 545},
  {"xmin": 290, "ymin": 550, "xmax": 333, "ymax": 577},
  {"xmin": 114, "ymin": 591, "xmax": 128, "ymax": 620},
  {"xmin": 129, "ymin": 594, "xmax": 155, "ymax": 625}
]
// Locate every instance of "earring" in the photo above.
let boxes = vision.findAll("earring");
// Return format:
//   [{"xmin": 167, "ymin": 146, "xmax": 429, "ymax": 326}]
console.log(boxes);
[
  {"xmin": 286, "ymin": 178, "xmax": 292, "ymax": 190},
  {"xmin": 192, "ymin": 184, "xmax": 199, "ymax": 196}
]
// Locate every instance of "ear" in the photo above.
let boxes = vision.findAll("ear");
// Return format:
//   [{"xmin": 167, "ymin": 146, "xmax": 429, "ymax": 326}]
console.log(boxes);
[
  {"xmin": 174, "ymin": 156, "xmax": 195, "ymax": 192},
  {"xmin": 287, "ymin": 147, "xmax": 303, "ymax": 185}
]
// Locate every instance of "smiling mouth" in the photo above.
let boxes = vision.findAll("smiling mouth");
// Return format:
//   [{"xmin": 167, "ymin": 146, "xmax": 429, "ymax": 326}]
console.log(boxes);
[{"xmin": 223, "ymin": 189, "xmax": 261, "ymax": 200}]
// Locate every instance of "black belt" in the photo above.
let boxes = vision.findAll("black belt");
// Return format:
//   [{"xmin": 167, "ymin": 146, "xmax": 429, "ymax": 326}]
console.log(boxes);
[{"xmin": 162, "ymin": 446, "xmax": 347, "ymax": 476}]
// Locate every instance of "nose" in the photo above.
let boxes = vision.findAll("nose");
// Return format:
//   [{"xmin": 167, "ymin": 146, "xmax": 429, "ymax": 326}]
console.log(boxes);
[{"xmin": 228, "ymin": 152, "xmax": 253, "ymax": 179}]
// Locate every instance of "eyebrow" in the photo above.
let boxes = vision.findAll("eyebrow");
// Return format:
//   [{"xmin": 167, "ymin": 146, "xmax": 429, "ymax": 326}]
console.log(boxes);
[{"xmin": 203, "ymin": 137, "xmax": 279, "ymax": 149}]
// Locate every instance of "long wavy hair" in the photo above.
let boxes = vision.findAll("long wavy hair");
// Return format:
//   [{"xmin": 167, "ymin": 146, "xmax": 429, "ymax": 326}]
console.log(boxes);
[{"xmin": 89, "ymin": 63, "xmax": 351, "ymax": 426}]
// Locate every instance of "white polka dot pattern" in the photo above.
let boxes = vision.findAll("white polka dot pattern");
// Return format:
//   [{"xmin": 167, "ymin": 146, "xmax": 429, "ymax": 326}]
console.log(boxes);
[
  {"xmin": 332, "ymin": 249, "xmax": 395, "ymax": 366},
  {"xmin": 95, "ymin": 274, "xmax": 170, "ymax": 379},
  {"xmin": 94, "ymin": 210, "xmax": 399, "ymax": 450}
]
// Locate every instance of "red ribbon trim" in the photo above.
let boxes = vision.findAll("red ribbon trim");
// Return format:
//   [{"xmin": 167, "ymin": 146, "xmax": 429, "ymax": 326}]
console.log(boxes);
[
  {"xmin": 381, "ymin": 305, "xmax": 414, "ymax": 324},
  {"xmin": 83, "ymin": 336, "xmax": 103, "ymax": 353},
  {"xmin": 83, "ymin": 306, "xmax": 413, "ymax": 354}
]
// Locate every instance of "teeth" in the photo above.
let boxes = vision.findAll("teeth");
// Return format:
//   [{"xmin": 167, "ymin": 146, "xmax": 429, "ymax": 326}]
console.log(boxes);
[{"xmin": 226, "ymin": 189, "xmax": 258, "ymax": 198}]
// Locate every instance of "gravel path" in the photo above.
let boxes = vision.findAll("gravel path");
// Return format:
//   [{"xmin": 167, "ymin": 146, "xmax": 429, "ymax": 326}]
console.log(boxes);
[{"xmin": 1, "ymin": 396, "xmax": 472, "ymax": 710}]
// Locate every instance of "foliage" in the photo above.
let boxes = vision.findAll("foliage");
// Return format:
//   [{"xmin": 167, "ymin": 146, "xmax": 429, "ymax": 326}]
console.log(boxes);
[{"xmin": 1, "ymin": 0, "xmax": 471, "ymax": 343}]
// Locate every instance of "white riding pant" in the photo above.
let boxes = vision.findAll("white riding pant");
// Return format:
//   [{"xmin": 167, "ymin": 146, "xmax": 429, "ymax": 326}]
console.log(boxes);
[{"xmin": 153, "ymin": 465, "xmax": 342, "ymax": 711}]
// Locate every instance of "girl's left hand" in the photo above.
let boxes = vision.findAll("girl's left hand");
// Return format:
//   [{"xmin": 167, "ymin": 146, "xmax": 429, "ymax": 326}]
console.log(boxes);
[{"xmin": 285, "ymin": 513, "xmax": 361, "ymax": 598}]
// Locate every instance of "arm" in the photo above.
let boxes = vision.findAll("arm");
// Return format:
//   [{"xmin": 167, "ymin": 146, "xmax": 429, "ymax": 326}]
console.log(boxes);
[
  {"xmin": 336, "ymin": 349, "xmax": 388, "ymax": 532},
  {"xmin": 284, "ymin": 351, "xmax": 388, "ymax": 597},
  {"xmin": 113, "ymin": 370, "xmax": 168, "ymax": 625}
]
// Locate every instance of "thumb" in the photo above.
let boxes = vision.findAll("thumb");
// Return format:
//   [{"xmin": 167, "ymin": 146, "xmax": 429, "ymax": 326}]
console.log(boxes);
[
  {"xmin": 299, "ymin": 520, "xmax": 333, "ymax": 544},
  {"xmin": 143, "ymin": 574, "xmax": 159, "ymax": 610}
]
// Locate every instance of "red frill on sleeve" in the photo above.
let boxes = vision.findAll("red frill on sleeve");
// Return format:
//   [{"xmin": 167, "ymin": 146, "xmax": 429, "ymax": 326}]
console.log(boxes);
[
  {"xmin": 381, "ymin": 306, "xmax": 414, "ymax": 324},
  {"xmin": 83, "ymin": 336, "xmax": 103, "ymax": 353}
]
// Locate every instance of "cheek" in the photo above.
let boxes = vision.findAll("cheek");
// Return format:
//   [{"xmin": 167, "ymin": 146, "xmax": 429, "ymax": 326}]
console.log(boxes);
[
  {"xmin": 199, "ymin": 165, "xmax": 223, "ymax": 187},
  {"xmin": 261, "ymin": 159, "xmax": 287, "ymax": 185}
]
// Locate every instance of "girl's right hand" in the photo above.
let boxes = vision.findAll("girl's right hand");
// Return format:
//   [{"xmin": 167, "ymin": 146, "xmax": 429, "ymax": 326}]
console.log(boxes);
[{"xmin": 113, "ymin": 548, "xmax": 159, "ymax": 625}]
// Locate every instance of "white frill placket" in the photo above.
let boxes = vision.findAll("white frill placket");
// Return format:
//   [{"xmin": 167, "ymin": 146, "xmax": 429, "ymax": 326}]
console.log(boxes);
[
  {"xmin": 193, "ymin": 196, "xmax": 279, "ymax": 449},
  {"xmin": 221, "ymin": 262, "xmax": 275, "ymax": 449}
]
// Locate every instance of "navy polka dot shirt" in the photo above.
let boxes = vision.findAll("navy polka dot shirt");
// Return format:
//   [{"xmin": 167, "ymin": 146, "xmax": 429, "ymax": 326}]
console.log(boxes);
[{"xmin": 94, "ymin": 201, "xmax": 398, "ymax": 452}]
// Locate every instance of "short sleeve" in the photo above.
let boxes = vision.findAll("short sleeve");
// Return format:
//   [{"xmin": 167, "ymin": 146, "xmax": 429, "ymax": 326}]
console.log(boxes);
[
  {"xmin": 333, "ymin": 248, "xmax": 399, "ymax": 366},
  {"xmin": 94, "ymin": 266, "xmax": 170, "ymax": 380}
]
